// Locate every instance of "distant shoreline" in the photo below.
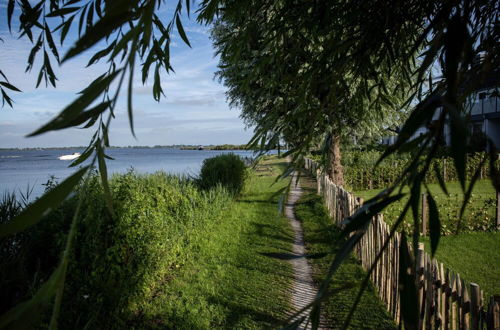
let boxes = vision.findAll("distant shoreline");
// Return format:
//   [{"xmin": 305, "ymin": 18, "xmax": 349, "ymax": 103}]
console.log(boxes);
[{"xmin": 0, "ymin": 144, "xmax": 250, "ymax": 151}]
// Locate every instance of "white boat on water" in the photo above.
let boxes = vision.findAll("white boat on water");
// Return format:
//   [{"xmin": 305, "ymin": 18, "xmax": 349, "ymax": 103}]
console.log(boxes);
[{"xmin": 58, "ymin": 152, "xmax": 81, "ymax": 161}]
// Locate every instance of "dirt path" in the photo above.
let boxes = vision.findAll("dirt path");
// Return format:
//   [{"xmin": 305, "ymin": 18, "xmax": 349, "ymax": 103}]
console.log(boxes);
[{"xmin": 286, "ymin": 172, "xmax": 327, "ymax": 329}]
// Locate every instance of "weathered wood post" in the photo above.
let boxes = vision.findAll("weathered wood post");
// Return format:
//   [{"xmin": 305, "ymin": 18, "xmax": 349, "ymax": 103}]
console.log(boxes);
[
  {"xmin": 470, "ymin": 283, "xmax": 481, "ymax": 329},
  {"xmin": 443, "ymin": 159, "xmax": 447, "ymax": 181},
  {"xmin": 489, "ymin": 296, "xmax": 500, "ymax": 329},
  {"xmin": 417, "ymin": 243, "xmax": 425, "ymax": 328},
  {"xmin": 496, "ymin": 191, "xmax": 500, "ymax": 230},
  {"xmin": 422, "ymin": 193, "xmax": 428, "ymax": 236}
]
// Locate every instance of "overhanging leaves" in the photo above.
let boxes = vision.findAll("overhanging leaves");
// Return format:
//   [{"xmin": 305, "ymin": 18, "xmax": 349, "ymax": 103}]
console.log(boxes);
[
  {"xmin": 27, "ymin": 71, "xmax": 120, "ymax": 136},
  {"xmin": 0, "ymin": 166, "xmax": 89, "ymax": 238},
  {"xmin": 427, "ymin": 192, "xmax": 440, "ymax": 257}
]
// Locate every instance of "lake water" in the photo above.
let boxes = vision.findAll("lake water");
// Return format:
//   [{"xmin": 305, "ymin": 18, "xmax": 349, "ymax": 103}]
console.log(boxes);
[{"xmin": 0, "ymin": 148, "xmax": 263, "ymax": 199}]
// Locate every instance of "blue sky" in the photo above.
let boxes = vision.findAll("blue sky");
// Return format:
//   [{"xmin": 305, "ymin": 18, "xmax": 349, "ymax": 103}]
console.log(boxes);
[{"xmin": 0, "ymin": 2, "xmax": 253, "ymax": 148}]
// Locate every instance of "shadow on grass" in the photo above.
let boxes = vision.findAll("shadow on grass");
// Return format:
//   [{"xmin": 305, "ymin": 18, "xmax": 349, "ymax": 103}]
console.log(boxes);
[
  {"xmin": 250, "ymin": 222, "xmax": 295, "ymax": 244},
  {"xmin": 295, "ymin": 174, "xmax": 397, "ymax": 329}
]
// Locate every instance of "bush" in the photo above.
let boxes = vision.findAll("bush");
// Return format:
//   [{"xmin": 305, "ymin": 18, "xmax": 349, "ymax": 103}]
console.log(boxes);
[
  {"xmin": 198, "ymin": 153, "xmax": 247, "ymax": 194},
  {"xmin": 0, "ymin": 170, "xmax": 232, "ymax": 328}
]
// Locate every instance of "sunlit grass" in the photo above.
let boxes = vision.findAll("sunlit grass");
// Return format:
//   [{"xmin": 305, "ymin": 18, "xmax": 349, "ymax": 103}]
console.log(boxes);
[
  {"xmin": 421, "ymin": 232, "xmax": 500, "ymax": 297},
  {"xmin": 139, "ymin": 157, "xmax": 296, "ymax": 328},
  {"xmin": 355, "ymin": 180, "xmax": 499, "ymax": 298}
]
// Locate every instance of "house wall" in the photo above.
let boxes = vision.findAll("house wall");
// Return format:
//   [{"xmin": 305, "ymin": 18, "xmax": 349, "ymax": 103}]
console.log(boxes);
[{"xmin": 485, "ymin": 118, "xmax": 500, "ymax": 149}]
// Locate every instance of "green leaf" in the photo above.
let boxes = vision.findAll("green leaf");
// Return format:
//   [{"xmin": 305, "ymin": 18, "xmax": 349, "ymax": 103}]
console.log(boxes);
[
  {"xmin": 87, "ymin": 41, "xmax": 116, "ymax": 66},
  {"xmin": 1, "ymin": 88, "xmax": 14, "ymax": 107},
  {"xmin": 70, "ymin": 145, "xmax": 95, "ymax": 167},
  {"xmin": 45, "ymin": 6, "xmax": 80, "ymax": 17},
  {"xmin": 377, "ymin": 94, "xmax": 440, "ymax": 165},
  {"xmin": 447, "ymin": 102, "xmax": 467, "ymax": 190},
  {"xmin": 433, "ymin": 161, "xmax": 449, "ymax": 195},
  {"xmin": 67, "ymin": 101, "xmax": 111, "ymax": 128},
  {"xmin": 45, "ymin": 23, "xmax": 60, "ymax": 63},
  {"xmin": 127, "ymin": 39, "xmax": 138, "ymax": 137},
  {"xmin": 7, "ymin": 0, "xmax": 15, "ymax": 32},
  {"xmin": 86, "ymin": 3, "xmax": 94, "ymax": 29},
  {"xmin": 63, "ymin": 4, "xmax": 132, "ymax": 62},
  {"xmin": 0, "ymin": 166, "xmax": 89, "ymax": 238},
  {"xmin": 427, "ymin": 193, "xmax": 440, "ymax": 257},
  {"xmin": 97, "ymin": 144, "xmax": 115, "ymax": 216},
  {"xmin": 26, "ymin": 33, "xmax": 43, "ymax": 73},
  {"xmin": 457, "ymin": 154, "xmax": 487, "ymax": 230},
  {"xmin": 342, "ymin": 193, "xmax": 404, "ymax": 234},
  {"xmin": 185, "ymin": 0, "xmax": 191, "ymax": 16},
  {"xmin": 27, "ymin": 70, "xmax": 120, "ymax": 136},
  {"xmin": 43, "ymin": 50, "xmax": 57, "ymax": 87},
  {"xmin": 175, "ymin": 14, "xmax": 191, "ymax": 47},
  {"xmin": 60, "ymin": 15, "xmax": 75, "ymax": 45},
  {"xmin": 110, "ymin": 26, "xmax": 139, "ymax": 60},
  {"xmin": 399, "ymin": 233, "xmax": 419, "ymax": 328},
  {"xmin": 0, "ymin": 82, "xmax": 21, "ymax": 92}
]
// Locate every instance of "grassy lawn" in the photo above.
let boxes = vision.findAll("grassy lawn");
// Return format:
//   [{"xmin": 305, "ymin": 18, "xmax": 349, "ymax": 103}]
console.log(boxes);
[
  {"xmin": 295, "ymin": 174, "xmax": 396, "ymax": 329},
  {"xmin": 421, "ymin": 232, "xmax": 500, "ymax": 297},
  {"xmin": 355, "ymin": 180, "xmax": 497, "ymax": 234},
  {"xmin": 355, "ymin": 180, "xmax": 499, "ymax": 299},
  {"xmin": 139, "ymin": 157, "xmax": 295, "ymax": 328}
]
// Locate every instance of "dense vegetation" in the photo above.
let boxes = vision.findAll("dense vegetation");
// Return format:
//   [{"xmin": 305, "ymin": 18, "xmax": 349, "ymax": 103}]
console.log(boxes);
[
  {"xmin": 310, "ymin": 151, "xmax": 499, "ymax": 191},
  {"xmin": 355, "ymin": 181, "xmax": 497, "ymax": 235},
  {"xmin": 2, "ymin": 0, "xmax": 498, "ymax": 327},
  {"xmin": 198, "ymin": 153, "xmax": 247, "ymax": 194},
  {"xmin": 0, "ymin": 158, "xmax": 299, "ymax": 328},
  {"xmin": 1, "ymin": 171, "xmax": 232, "ymax": 327}
]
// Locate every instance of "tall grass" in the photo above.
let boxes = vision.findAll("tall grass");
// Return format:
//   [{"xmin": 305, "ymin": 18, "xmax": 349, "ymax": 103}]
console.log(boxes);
[
  {"xmin": 0, "ymin": 159, "xmax": 298, "ymax": 328},
  {"xmin": 0, "ymin": 170, "xmax": 233, "ymax": 328}
]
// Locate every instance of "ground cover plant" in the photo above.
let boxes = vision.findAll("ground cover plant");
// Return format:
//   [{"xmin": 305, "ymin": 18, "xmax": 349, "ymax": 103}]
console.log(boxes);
[
  {"xmin": 295, "ymin": 174, "xmax": 396, "ymax": 329},
  {"xmin": 355, "ymin": 180, "xmax": 497, "ymax": 235}
]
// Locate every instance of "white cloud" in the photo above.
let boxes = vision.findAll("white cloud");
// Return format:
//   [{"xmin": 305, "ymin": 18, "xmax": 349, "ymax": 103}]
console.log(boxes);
[{"xmin": 0, "ymin": 7, "xmax": 252, "ymax": 148}]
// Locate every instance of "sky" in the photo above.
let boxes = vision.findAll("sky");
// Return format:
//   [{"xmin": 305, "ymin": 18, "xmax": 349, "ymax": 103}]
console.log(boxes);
[{"xmin": 0, "ymin": 2, "xmax": 253, "ymax": 148}]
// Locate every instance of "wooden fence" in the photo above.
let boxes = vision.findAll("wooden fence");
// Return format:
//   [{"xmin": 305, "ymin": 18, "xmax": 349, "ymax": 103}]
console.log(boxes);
[{"xmin": 304, "ymin": 158, "xmax": 500, "ymax": 329}]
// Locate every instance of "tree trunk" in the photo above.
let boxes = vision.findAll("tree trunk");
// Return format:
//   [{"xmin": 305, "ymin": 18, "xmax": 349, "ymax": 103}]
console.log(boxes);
[{"xmin": 328, "ymin": 134, "xmax": 345, "ymax": 186}]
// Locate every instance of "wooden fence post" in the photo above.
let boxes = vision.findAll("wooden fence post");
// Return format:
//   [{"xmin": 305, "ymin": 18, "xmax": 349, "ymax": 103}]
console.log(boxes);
[
  {"xmin": 489, "ymin": 297, "xmax": 500, "ymax": 330},
  {"xmin": 443, "ymin": 159, "xmax": 447, "ymax": 181},
  {"xmin": 496, "ymin": 191, "xmax": 500, "ymax": 230},
  {"xmin": 417, "ymin": 243, "xmax": 425, "ymax": 328},
  {"xmin": 470, "ymin": 283, "xmax": 480, "ymax": 329},
  {"xmin": 422, "ymin": 193, "xmax": 428, "ymax": 236}
]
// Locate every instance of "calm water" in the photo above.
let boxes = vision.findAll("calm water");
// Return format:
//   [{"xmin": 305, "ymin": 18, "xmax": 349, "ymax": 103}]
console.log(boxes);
[{"xmin": 0, "ymin": 148, "xmax": 262, "ymax": 199}]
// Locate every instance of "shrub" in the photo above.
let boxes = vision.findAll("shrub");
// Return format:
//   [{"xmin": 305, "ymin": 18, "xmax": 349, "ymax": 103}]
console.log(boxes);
[
  {"xmin": 198, "ymin": 153, "xmax": 247, "ymax": 194},
  {"xmin": 0, "ymin": 171, "xmax": 232, "ymax": 328}
]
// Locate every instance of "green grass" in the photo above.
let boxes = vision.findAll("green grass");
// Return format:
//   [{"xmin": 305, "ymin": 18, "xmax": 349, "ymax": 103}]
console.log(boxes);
[
  {"xmin": 137, "ymin": 157, "xmax": 296, "ymax": 328},
  {"xmin": 1, "ymin": 159, "xmax": 296, "ymax": 328},
  {"xmin": 355, "ymin": 180, "xmax": 497, "ymax": 235},
  {"xmin": 295, "ymin": 175, "xmax": 396, "ymax": 329},
  {"xmin": 355, "ymin": 180, "xmax": 499, "ymax": 299},
  {"xmin": 420, "ymin": 232, "xmax": 500, "ymax": 297}
]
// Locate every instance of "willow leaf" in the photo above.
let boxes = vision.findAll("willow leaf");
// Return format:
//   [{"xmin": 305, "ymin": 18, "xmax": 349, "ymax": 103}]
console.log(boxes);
[{"xmin": 0, "ymin": 166, "xmax": 89, "ymax": 238}]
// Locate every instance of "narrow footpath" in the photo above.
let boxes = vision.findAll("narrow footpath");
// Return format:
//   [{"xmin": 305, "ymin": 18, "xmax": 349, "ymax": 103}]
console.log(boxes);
[{"xmin": 286, "ymin": 172, "xmax": 327, "ymax": 329}]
